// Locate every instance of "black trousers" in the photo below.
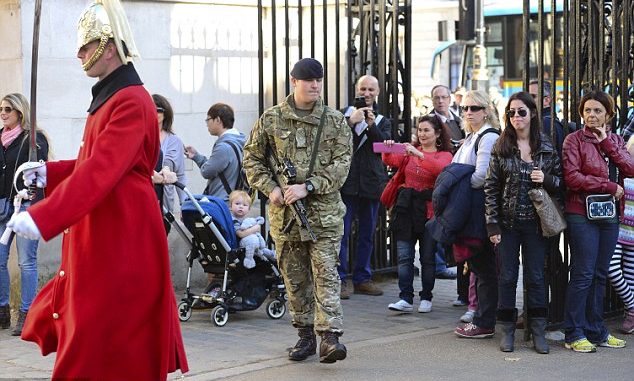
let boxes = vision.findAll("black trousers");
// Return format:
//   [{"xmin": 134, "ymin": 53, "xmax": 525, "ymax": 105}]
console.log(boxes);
[{"xmin": 467, "ymin": 241, "xmax": 498, "ymax": 329}]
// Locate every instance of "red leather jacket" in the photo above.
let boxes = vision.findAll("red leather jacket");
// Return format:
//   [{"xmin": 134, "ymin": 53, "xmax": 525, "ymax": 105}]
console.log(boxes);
[{"xmin": 562, "ymin": 127, "xmax": 634, "ymax": 216}]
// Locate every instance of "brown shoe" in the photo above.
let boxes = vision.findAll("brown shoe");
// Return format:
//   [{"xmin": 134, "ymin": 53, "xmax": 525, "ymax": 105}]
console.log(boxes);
[
  {"xmin": 340, "ymin": 281, "xmax": 351, "ymax": 300},
  {"xmin": 353, "ymin": 281, "xmax": 383, "ymax": 296}
]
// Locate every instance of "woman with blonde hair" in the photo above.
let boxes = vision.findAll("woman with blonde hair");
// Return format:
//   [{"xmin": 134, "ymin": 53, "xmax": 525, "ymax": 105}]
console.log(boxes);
[
  {"xmin": 451, "ymin": 90, "xmax": 501, "ymax": 339},
  {"xmin": 0, "ymin": 93, "xmax": 49, "ymax": 336}
]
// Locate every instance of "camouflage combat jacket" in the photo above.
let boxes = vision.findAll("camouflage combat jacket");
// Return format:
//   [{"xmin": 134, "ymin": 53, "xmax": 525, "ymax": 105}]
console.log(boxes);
[{"xmin": 243, "ymin": 94, "xmax": 352, "ymax": 242}]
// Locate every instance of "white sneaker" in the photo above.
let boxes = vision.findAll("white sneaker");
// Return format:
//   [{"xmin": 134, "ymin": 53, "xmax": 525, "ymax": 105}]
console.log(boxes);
[
  {"xmin": 388, "ymin": 300, "xmax": 413, "ymax": 312},
  {"xmin": 418, "ymin": 300, "xmax": 432, "ymax": 313},
  {"xmin": 460, "ymin": 310, "xmax": 475, "ymax": 323}
]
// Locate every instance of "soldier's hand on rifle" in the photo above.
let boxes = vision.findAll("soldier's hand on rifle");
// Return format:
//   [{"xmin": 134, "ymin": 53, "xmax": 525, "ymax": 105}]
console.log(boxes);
[
  {"xmin": 269, "ymin": 186, "xmax": 285, "ymax": 207},
  {"xmin": 283, "ymin": 184, "xmax": 308, "ymax": 205}
]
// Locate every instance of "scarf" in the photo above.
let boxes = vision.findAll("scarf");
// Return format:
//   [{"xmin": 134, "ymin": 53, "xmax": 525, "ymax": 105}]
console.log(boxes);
[{"xmin": 2, "ymin": 125, "xmax": 23, "ymax": 148}]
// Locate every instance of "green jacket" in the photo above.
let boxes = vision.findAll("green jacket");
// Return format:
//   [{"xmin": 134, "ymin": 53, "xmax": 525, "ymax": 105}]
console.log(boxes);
[{"xmin": 243, "ymin": 94, "xmax": 352, "ymax": 241}]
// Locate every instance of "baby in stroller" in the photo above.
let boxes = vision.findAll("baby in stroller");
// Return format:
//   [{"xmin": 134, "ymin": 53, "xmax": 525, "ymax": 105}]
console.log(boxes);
[
  {"xmin": 176, "ymin": 187, "xmax": 286, "ymax": 327},
  {"xmin": 229, "ymin": 190, "xmax": 276, "ymax": 269}
]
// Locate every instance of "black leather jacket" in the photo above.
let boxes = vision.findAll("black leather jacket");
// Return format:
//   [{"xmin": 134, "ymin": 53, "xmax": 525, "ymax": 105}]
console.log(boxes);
[{"xmin": 484, "ymin": 134, "xmax": 563, "ymax": 236}]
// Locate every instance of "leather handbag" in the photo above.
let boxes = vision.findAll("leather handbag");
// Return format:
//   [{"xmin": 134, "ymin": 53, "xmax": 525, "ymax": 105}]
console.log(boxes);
[
  {"xmin": 380, "ymin": 156, "xmax": 410, "ymax": 209},
  {"xmin": 528, "ymin": 188, "xmax": 567, "ymax": 237},
  {"xmin": 585, "ymin": 194, "xmax": 616, "ymax": 220}
]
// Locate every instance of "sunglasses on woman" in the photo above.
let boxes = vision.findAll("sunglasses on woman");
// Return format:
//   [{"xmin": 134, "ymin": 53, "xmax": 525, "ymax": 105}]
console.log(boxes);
[
  {"xmin": 0, "ymin": 106, "xmax": 14, "ymax": 113},
  {"xmin": 461, "ymin": 105, "xmax": 486, "ymax": 112},
  {"xmin": 506, "ymin": 108, "xmax": 528, "ymax": 118}
]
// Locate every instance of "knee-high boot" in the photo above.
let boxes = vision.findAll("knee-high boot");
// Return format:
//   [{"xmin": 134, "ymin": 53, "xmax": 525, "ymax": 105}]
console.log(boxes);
[
  {"xmin": 497, "ymin": 308, "xmax": 517, "ymax": 352},
  {"xmin": 528, "ymin": 308, "xmax": 549, "ymax": 354}
]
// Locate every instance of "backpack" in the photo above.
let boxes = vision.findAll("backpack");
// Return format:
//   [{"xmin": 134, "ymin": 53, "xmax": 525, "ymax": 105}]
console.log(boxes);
[
  {"xmin": 218, "ymin": 140, "xmax": 254, "ymax": 200},
  {"xmin": 474, "ymin": 127, "xmax": 500, "ymax": 155}
]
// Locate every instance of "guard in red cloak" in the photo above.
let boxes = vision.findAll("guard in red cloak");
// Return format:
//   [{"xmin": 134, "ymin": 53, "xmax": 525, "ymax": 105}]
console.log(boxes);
[{"xmin": 7, "ymin": 1, "xmax": 189, "ymax": 379}]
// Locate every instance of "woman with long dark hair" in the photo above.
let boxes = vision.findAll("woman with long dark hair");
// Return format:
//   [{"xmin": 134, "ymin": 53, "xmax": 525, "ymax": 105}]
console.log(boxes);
[
  {"xmin": 382, "ymin": 115, "xmax": 453, "ymax": 313},
  {"xmin": 484, "ymin": 91, "xmax": 562, "ymax": 354}
]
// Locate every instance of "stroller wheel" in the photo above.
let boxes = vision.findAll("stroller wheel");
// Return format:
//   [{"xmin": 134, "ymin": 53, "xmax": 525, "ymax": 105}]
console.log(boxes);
[
  {"xmin": 177, "ymin": 301, "xmax": 192, "ymax": 322},
  {"xmin": 211, "ymin": 305, "xmax": 229, "ymax": 327},
  {"xmin": 266, "ymin": 299, "xmax": 286, "ymax": 319}
]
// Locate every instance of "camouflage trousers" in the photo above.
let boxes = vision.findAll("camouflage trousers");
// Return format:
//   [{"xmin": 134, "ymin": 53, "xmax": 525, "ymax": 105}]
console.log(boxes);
[{"xmin": 277, "ymin": 236, "xmax": 343, "ymax": 334}]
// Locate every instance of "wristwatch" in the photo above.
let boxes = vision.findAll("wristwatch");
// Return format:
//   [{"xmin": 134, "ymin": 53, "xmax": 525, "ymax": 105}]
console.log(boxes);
[{"xmin": 305, "ymin": 180, "xmax": 315, "ymax": 194}]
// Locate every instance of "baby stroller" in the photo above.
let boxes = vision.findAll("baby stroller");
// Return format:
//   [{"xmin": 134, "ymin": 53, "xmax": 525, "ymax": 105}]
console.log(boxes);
[{"xmin": 167, "ymin": 183, "xmax": 287, "ymax": 327}]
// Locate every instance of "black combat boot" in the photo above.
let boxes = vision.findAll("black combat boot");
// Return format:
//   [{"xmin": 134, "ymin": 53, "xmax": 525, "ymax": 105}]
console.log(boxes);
[
  {"xmin": 319, "ymin": 331, "xmax": 347, "ymax": 363},
  {"xmin": 0, "ymin": 305, "xmax": 9, "ymax": 329},
  {"xmin": 12, "ymin": 310, "xmax": 27, "ymax": 336},
  {"xmin": 288, "ymin": 325, "xmax": 316, "ymax": 361},
  {"xmin": 528, "ymin": 308, "xmax": 550, "ymax": 354},
  {"xmin": 497, "ymin": 309, "xmax": 518, "ymax": 352}
]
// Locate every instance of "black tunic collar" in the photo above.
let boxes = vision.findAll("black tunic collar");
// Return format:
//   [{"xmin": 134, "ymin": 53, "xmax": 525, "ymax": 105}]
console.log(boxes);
[{"xmin": 87, "ymin": 63, "xmax": 143, "ymax": 114}]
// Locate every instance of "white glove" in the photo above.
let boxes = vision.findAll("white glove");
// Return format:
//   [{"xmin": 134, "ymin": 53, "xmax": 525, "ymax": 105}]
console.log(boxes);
[
  {"xmin": 7, "ymin": 212, "xmax": 41, "ymax": 240},
  {"xmin": 23, "ymin": 162, "xmax": 47, "ymax": 188}
]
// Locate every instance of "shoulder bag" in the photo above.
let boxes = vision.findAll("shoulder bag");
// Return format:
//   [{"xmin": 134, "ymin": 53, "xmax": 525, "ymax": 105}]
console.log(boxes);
[
  {"xmin": 528, "ymin": 188, "xmax": 567, "ymax": 237},
  {"xmin": 380, "ymin": 156, "xmax": 410, "ymax": 209},
  {"xmin": 586, "ymin": 149, "xmax": 618, "ymax": 220}
]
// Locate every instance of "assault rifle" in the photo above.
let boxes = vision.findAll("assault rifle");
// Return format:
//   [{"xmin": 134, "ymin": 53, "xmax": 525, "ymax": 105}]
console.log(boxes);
[{"xmin": 267, "ymin": 151, "xmax": 317, "ymax": 242}]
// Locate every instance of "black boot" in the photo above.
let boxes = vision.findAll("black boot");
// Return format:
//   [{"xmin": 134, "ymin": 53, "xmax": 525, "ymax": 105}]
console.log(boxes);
[
  {"xmin": 0, "ymin": 305, "xmax": 9, "ymax": 329},
  {"xmin": 319, "ymin": 331, "xmax": 347, "ymax": 363},
  {"xmin": 497, "ymin": 309, "xmax": 517, "ymax": 352},
  {"xmin": 528, "ymin": 308, "xmax": 550, "ymax": 354},
  {"xmin": 288, "ymin": 326, "xmax": 316, "ymax": 361},
  {"xmin": 11, "ymin": 310, "xmax": 27, "ymax": 336}
]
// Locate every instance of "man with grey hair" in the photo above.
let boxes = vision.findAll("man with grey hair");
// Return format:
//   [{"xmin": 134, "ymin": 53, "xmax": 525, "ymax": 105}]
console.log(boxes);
[
  {"xmin": 429, "ymin": 84, "xmax": 464, "ymax": 142},
  {"xmin": 338, "ymin": 74, "xmax": 392, "ymax": 299}
]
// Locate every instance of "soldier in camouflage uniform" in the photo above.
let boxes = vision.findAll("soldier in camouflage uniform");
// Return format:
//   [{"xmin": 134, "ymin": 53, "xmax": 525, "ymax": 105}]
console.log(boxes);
[{"xmin": 243, "ymin": 58, "xmax": 352, "ymax": 364}]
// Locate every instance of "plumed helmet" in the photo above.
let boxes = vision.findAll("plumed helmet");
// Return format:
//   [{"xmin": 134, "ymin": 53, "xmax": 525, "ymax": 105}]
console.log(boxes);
[{"xmin": 77, "ymin": 0, "xmax": 139, "ymax": 71}]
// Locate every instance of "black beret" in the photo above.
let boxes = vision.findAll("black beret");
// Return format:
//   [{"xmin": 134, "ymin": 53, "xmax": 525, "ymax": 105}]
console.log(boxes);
[{"xmin": 290, "ymin": 58, "xmax": 324, "ymax": 80}]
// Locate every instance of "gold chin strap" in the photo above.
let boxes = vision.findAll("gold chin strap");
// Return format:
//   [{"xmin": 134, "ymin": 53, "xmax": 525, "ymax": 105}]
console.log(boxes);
[{"xmin": 82, "ymin": 34, "xmax": 109, "ymax": 72}]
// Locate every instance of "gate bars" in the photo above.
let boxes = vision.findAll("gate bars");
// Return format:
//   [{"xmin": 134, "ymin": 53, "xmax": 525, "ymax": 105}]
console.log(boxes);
[{"xmin": 256, "ymin": 1, "xmax": 412, "ymax": 275}]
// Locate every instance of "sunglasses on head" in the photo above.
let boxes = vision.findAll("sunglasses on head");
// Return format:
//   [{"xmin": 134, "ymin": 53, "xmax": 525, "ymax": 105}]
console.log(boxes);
[
  {"xmin": 461, "ymin": 105, "xmax": 486, "ymax": 112},
  {"xmin": 506, "ymin": 108, "xmax": 529, "ymax": 118},
  {"xmin": 0, "ymin": 106, "xmax": 14, "ymax": 113},
  {"xmin": 156, "ymin": 107, "xmax": 165, "ymax": 113}
]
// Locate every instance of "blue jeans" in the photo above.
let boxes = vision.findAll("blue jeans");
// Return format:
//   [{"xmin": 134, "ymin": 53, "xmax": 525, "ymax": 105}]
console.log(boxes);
[
  {"xmin": 396, "ymin": 226, "xmax": 436, "ymax": 304},
  {"xmin": 435, "ymin": 244, "xmax": 448, "ymax": 273},
  {"xmin": 0, "ymin": 203, "xmax": 40, "ymax": 312},
  {"xmin": 338, "ymin": 195, "xmax": 380, "ymax": 285},
  {"xmin": 497, "ymin": 219, "xmax": 548, "ymax": 310},
  {"xmin": 564, "ymin": 216, "xmax": 618, "ymax": 344}
]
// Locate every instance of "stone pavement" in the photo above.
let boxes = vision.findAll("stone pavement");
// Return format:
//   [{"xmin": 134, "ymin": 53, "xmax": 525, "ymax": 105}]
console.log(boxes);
[{"xmin": 0, "ymin": 274, "xmax": 632, "ymax": 380}]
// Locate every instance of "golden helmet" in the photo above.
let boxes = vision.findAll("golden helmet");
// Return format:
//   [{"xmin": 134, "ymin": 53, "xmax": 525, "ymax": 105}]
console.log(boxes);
[{"xmin": 76, "ymin": 0, "xmax": 139, "ymax": 71}]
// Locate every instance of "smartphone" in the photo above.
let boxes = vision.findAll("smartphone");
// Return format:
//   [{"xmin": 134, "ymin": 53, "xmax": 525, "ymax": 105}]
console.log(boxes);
[
  {"xmin": 354, "ymin": 96, "xmax": 367, "ymax": 109},
  {"xmin": 373, "ymin": 142, "xmax": 406, "ymax": 154}
]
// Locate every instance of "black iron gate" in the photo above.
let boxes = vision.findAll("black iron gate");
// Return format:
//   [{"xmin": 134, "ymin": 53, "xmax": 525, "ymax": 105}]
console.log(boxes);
[
  {"xmin": 524, "ymin": 0, "xmax": 634, "ymax": 325},
  {"xmin": 256, "ymin": 0, "xmax": 412, "ymax": 275}
]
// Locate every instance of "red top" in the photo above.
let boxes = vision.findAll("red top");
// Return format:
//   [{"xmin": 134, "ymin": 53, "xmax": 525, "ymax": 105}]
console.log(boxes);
[
  {"xmin": 25, "ymin": 86, "xmax": 188, "ymax": 379},
  {"xmin": 383, "ymin": 147, "xmax": 453, "ymax": 218}
]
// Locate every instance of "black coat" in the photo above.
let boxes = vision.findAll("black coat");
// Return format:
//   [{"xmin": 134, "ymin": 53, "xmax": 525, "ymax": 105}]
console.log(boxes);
[
  {"xmin": 0, "ymin": 130, "xmax": 49, "ymax": 200},
  {"xmin": 484, "ymin": 134, "xmax": 563, "ymax": 236},
  {"xmin": 340, "ymin": 106, "xmax": 392, "ymax": 200}
]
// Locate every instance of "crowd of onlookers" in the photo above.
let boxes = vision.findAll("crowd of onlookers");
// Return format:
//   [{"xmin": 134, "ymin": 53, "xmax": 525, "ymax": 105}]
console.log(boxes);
[
  {"xmin": 3, "ymin": 76, "xmax": 634, "ymax": 359},
  {"xmin": 366, "ymin": 83, "xmax": 634, "ymax": 354}
]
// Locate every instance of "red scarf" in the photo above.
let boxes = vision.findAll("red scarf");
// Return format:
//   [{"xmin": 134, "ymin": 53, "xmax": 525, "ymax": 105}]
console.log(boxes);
[{"xmin": 2, "ymin": 125, "xmax": 23, "ymax": 148}]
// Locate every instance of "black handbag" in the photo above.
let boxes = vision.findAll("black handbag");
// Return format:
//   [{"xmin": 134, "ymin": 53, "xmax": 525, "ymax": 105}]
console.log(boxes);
[{"xmin": 586, "ymin": 194, "xmax": 616, "ymax": 220}]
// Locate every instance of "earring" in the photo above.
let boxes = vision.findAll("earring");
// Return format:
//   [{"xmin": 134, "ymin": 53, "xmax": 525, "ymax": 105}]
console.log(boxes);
[{"xmin": 436, "ymin": 138, "xmax": 442, "ymax": 147}]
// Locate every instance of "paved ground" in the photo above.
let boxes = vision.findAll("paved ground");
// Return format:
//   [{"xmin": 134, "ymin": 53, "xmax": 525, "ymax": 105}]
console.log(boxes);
[{"xmin": 1, "ymin": 275, "xmax": 632, "ymax": 380}]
